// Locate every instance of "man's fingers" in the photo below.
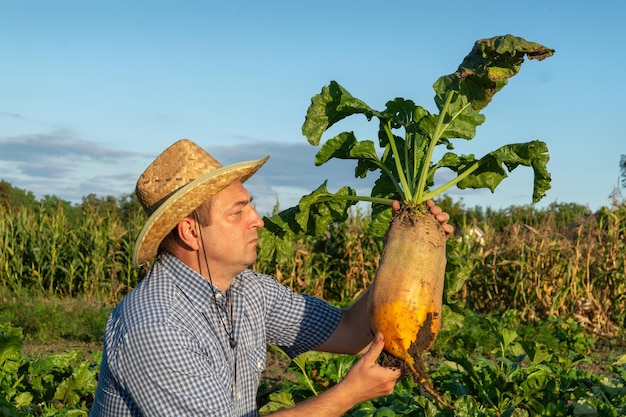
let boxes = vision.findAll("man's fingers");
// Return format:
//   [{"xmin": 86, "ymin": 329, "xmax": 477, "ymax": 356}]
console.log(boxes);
[{"xmin": 365, "ymin": 333, "xmax": 385, "ymax": 360}]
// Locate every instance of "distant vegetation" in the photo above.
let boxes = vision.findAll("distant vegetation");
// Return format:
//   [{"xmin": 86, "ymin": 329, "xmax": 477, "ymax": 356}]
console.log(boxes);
[{"xmin": 1, "ymin": 179, "xmax": 624, "ymax": 330}]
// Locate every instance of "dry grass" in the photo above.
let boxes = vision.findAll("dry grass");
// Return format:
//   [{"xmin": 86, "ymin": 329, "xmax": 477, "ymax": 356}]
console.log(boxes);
[{"xmin": 463, "ymin": 206, "xmax": 626, "ymax": 335}]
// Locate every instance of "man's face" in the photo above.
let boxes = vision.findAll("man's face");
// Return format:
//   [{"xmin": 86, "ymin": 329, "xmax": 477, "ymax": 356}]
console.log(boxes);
[{"xmin": 198, "ymin": 181, "xmax": 264, "ymax": 278}]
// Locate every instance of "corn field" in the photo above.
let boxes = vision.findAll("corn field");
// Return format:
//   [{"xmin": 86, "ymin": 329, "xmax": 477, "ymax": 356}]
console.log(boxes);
[
  {"xmin": 462, "ymin": 204, "xmax": 626, "ymax": 336},
  {"xmin": 0, "ymin": 199, "xmax": 144, "ymax": 303},
  {"xmin": 0, "ymin": 195, "xmax": 625, "ymax": 330}
]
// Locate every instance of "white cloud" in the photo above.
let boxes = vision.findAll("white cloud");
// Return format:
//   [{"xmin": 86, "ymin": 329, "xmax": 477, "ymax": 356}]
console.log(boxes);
[
  {"xmin": 0, "ymin": 132, "xmax": 148, "ymax": 202},
  {"xmin": 2, "ymin": 133, "xmax": 525, "ymax": 214}
]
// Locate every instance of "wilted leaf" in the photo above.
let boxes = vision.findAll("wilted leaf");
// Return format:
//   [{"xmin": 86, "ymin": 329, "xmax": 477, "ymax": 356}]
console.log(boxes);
[{"xmin": 434, "ymin": 34, "xmax": 555, "ymax": 111}]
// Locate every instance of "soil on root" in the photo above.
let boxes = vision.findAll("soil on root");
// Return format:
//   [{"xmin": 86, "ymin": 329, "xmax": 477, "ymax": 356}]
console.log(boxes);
[{"xmin": 378, "ymin": 346, "xmax": 432, "ymax": 383}]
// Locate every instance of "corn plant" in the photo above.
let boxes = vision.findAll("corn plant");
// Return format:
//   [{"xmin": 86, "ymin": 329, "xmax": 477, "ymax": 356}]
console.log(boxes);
[{"xmin": 462, "ymin": 205, "xmax": 626, "ymax": 334}]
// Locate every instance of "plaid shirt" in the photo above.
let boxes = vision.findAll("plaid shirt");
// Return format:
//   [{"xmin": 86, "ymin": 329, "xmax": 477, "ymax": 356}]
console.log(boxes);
[{"xmin": 90, "ymin": 252, "xmax": 342, "ymax": 416}]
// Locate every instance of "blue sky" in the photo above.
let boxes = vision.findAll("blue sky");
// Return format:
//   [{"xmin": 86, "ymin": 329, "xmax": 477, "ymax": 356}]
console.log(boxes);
[{"xmin": 1, "ymin": 1, "xmax": 624, "ymax": 215}]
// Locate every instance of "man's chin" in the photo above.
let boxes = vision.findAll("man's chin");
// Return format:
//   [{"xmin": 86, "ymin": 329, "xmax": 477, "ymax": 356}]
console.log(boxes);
[{"xmin": 246, "ymin": 254, "xmax": 258, "ymax": 268}]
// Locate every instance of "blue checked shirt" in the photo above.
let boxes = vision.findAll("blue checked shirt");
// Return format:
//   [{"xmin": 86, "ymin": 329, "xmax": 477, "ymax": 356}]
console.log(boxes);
[{"xmin": 90, "ymin": 252, "xmax": 342, "ymax": 416}]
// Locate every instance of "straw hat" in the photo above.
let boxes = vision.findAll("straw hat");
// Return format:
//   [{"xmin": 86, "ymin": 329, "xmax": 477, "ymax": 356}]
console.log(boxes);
[{"xmin": 132, "ymin": 139, "xmax": 269, "ymax": 267}]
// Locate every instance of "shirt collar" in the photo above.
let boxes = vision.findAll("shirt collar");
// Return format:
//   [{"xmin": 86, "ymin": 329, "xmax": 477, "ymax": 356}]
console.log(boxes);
[{"xmin": 158, "ymin": 252, "xmax": 246, "ymax": 309}]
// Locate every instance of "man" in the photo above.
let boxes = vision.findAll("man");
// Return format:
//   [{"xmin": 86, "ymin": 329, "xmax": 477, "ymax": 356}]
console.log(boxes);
[{"xmin": 90, "ymin": 139, "xmax": 453, "ymax": 416}]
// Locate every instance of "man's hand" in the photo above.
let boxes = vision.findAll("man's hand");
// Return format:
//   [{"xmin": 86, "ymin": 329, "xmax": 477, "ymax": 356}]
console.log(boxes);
[
  {"xmin": 425, "ymin": 200, "xmax": 454, "ymax": 238},
  {"xmin": 339, "ymin": 333, "xmax": 401, "ymax": 403},
  {"xmin": 269, "ymin": 333, "xmax": 400, "ymax": 416}
]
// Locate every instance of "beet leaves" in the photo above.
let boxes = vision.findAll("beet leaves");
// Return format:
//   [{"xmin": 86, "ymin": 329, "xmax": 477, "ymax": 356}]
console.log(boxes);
[{"xmin": 260, "ymin": 34, "xmax": 554, "ymax": 263}]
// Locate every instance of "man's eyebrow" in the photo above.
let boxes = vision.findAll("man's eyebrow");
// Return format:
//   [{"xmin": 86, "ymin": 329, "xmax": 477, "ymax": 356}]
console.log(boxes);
[{"xmin": 232, "ymin": 196, "xmax": 253, "ymax": 208}]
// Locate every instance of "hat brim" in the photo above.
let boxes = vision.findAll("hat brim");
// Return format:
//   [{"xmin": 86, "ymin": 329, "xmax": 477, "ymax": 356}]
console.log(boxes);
[{"xmin": 132, "ymin": 155, "xmax": 269, "ymax": 267}]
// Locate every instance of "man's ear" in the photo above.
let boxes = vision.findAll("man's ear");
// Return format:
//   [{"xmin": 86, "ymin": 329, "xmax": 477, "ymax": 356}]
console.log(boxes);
[{"xmin": 177, "ymin": 217, "xmax": 201, "ymax": 250}]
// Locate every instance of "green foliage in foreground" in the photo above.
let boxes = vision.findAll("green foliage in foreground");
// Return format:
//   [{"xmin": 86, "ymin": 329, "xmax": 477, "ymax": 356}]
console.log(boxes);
[
  {"xmin": 260, "ymin": 312, "xmax": 626, "ymax": 416},
  {"xmin": 0, "ymin": 325, "xmax": 101, "ymax": 416},
  {"xmin": 2, "ymin": 310, "xmax": 625, "ymax": 416}
]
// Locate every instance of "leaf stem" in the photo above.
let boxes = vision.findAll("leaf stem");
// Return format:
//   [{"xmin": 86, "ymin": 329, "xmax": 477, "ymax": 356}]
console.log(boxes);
[
  {"xmin": 293, "ymin": 356, "xmax": 318, "ymax": 396},
  {"xmin": 415, "ymin": 91, "xmax": 454, "ymax": 204},
  {"xmin": 383, "ymin": 122, "xmax": 412, "ymax": 201},
  {"xmin": 422, "ymin": 159, "xmax": 481, "ymax": 201},
  {"xmin": 405, "ymin": 129, "xmax": 413, "ymax": 192},
  {"xmin": 371, "ymin": 159, "xmax": 406, "ymax": 198},
  {"xmin": 416, "ymin": 92, "xmax": 472, "ymax": 203}
]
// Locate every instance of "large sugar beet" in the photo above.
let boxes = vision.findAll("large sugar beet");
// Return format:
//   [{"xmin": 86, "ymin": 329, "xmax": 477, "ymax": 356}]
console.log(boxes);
[{"xmin": 368, "ymin": 204, "xmax": 451, "ymax": 409}]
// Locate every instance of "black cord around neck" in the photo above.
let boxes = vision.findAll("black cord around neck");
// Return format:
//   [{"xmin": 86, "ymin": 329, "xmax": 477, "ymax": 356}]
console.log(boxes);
[{"xmin": 195, "ymin": 212, "xmax": 237, "ymax": 349}]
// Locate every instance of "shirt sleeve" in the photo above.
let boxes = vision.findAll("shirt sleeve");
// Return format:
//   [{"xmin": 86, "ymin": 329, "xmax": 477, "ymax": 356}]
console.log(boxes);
[
  {"xmin": 257, "ymin": 273, "xmax": 343, "ymax": 358},
  {"xmin": 112, "ymin": 321, "xmax": 236, "ymax": 416}
]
